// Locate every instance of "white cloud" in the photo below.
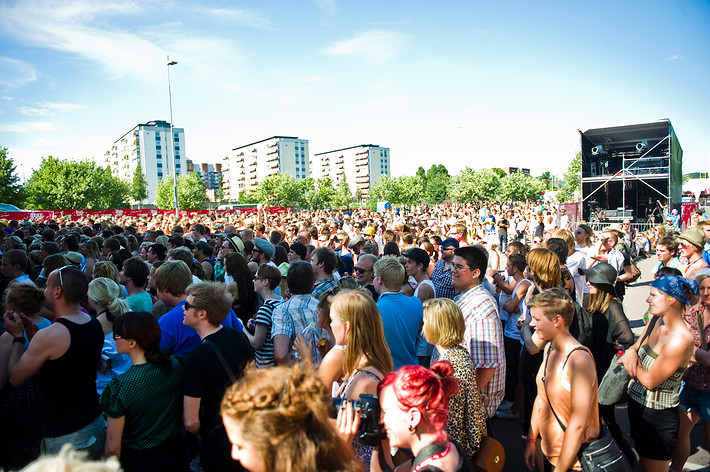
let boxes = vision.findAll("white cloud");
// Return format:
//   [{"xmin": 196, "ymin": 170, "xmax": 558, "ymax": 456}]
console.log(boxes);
[
  {"xmin": 41, "ymin": 102, "xmax": 86, "ymax": 111},
  {"xmin": 0, "ymin": 58, "xmax": 38, "ymax": 89},
  {"xmin": 323, "ymin": 30, "xmax": 408, "ymax": 63},
  {"xmin": 0, "ymin": 1, "xmax": 247, "ymax": 85},
  {"xmin": 2, "ymin": 96, "xmax": 14, "ymax": 100},
  {"xmin": 314, "ymin": 0, "xmax": 336, "ymax": 16},
  {"xmin": 19, "ymin": 107, "xmax": 51, "ymax": 117},
  {"xmin": 665, "ymin": 55, "xmax": 682, "ymax": 61},
  {"xmin": 0, "ymin": 122, "xmax": 58, "ymax": 133}
]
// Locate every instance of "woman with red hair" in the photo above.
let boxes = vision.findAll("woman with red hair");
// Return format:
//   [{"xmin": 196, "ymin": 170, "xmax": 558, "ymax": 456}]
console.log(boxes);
[{"xmin": 377, "ymin": 361, "xmax": 472, "ymax": 471}]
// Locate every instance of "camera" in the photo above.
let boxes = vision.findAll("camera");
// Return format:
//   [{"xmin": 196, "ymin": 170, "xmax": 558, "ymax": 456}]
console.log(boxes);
[{"xmin": 330, "ymin": 394, "xmax": 385, "ymax": 446}]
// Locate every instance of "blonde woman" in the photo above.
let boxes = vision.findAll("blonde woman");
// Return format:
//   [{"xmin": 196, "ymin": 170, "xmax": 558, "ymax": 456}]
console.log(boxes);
[
  {"xmin": 422, "ymin": 298, "xmax": 487, "ymax": 462},
  {"xmin": 88, "ymin": 277, "xmax": 131, "ymax": 396},
  {"xmin": 330, "ymin": 290, "xmax": 392, "ymax": 468}
]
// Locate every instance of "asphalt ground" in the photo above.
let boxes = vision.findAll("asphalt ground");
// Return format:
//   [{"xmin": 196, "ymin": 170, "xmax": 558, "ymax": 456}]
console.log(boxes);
[{"xmin": 493, "ymin": 255, "xmax": 710, "ymax": 472}]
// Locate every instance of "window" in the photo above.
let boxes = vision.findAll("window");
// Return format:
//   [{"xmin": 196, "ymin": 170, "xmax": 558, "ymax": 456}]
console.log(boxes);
[
  {"xmin": 157, "ymin": 163, "xmax": 163, "ymax": 168},
  {"xmin": 158, "ymin": 172, "xmax": 163, "ymax": 179}
]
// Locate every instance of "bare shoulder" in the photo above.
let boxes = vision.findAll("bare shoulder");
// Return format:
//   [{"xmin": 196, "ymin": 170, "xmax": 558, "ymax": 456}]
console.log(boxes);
[{"xmin": 30, "ymin": 322, "xmax": 71, "ymax": 359}]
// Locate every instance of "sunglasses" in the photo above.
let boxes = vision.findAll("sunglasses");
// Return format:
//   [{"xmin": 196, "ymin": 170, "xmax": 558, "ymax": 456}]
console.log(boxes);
[
  {"xmin": 183, "ymin": 300, "xmax": 200, "ymax": 311},
  {"xmin": 56, "ymin": 265, "xmax": 74, "ymax": 288},
  {"xmin": 252, "ymin": 248, "xmax": 263, "ymax": 254},
  {"xmin": 355, "ymin": 267, "xmax": 371, "ymax": 274}
]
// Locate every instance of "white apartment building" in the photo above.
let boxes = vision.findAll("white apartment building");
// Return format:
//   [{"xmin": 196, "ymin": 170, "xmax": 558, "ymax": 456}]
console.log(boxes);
[
  {"xmin": 312, "ymin": 145, "xmax": 390, "ymax": 197},
  {"xmin": 104, "ymin": 120, "xmax": 186, "ymax": 203},
  {"xmin": 222, "ymin": 136, "xmax": 309, "ymax": 200}
]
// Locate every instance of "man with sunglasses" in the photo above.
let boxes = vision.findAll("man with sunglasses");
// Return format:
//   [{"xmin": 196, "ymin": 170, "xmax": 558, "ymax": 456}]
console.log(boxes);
[
  {"xmin": 4, "ymin": 266, "xmax": 105, "ymax": 455},
  {"xmin": 354, "ymin": 253, "xmax": 378, "ymax": 299}
]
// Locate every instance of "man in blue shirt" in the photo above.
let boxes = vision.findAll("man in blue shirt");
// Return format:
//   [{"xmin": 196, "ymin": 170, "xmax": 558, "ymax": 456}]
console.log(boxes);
[
  {"xmin": 156, "ymin": 260, "xmax": 242, "ymax": 358},
  {"xmin": 374, "ymin": 257, "xmax": 423, "ymax": 369}
]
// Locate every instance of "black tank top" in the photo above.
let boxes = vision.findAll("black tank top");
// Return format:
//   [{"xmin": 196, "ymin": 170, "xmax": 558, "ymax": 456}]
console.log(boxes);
[{"xmin": 40, "ymin": 317, "xmax": 104, "ymax": 437}]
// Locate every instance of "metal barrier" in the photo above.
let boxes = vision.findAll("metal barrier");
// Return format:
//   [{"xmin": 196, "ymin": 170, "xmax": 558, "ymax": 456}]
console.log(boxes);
[{"xmin": 590, "ymin": 222, "xmax": 656, "ymax": 233}]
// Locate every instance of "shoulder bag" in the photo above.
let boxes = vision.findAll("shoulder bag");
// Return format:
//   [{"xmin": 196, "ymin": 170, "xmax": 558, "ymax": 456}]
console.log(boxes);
[
  {"xmin": 472, "ymin": 435, "xmax": 505, "ymax": 472},
  {"xmin": 543, "ymin": 346, "xmax": 630, "ymax": 472},
  {"xmin": 598, "ymin": 315, "xmax": 658, "ymax": 406}
]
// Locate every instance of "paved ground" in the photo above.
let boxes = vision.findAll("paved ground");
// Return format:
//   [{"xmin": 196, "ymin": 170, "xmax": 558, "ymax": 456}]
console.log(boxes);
[{"xmin": 494, "ymin": 255, "xmax": 710, "ymax": 471}]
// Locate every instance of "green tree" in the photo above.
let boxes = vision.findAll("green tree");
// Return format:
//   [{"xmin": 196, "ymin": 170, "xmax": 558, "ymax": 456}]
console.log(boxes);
[
  {"xmin": 333, "ymin": 177, "xmax": 352, "ymax": 209},
  {"xmin": 425, "ymin": 164, "xmax": 450, "ymax": 203},
  {"xmin": 368, "ymin": 175, "xmax": 397, "ymax": 205},
  {"xmin": 497, "ymin": 172, "xmax": 546, "ymax": 201},
  {"xmin": 130, "ymin": 163, "xmax": 148, "ymax": 203},
  {"xmin": 305, "ymin": 177, "xmax": 336, "ymax": 209},
  {"xmin": 557, "ymin": 152, "xmax": 582, "ymax": 202},
  {"xmin": 449, "ymin": 167, "xmax": 501, "ymax": 202},
  {"xmin": 155, "ymin": 173, "xmax": 207, "ymax": 209},
  {"xmin": 25, "ymin": 156, "xmax": 129, "ymax": 209},
  {"xmin": 490, "ymin": 167, "xmax": 507, "ymax": 178},
  {"xmin": 252, "ymin": 173, "xmax": 306, "ymax": 207},
  {"xmin": 0, "ymin": 146, "xmax": 24, "ymax": 206},
  {"xmin": 395, "ymin": 176, "xmax": 425, "ymax": 206}
]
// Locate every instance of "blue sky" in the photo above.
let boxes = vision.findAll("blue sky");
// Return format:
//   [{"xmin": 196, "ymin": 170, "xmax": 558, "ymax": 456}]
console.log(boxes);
[{"xmin": 1, "ymin": 0, "xmax": 708, "ymax": 182}]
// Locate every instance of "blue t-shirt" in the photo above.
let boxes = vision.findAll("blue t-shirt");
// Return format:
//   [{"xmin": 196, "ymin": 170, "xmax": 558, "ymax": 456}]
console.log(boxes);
[
  {"xmin": 376, "ymin": 292, "xmax": 423, "ymax": 369},
  {"xmin": 158, "ymin": 300, "xmax": 244, "ymax": 359}
]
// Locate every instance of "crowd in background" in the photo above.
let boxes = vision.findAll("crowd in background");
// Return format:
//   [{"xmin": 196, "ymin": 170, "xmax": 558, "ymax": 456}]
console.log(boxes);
[{"xmin": 0, "ymin": 199, "xmax": 709, "ymax": 472}]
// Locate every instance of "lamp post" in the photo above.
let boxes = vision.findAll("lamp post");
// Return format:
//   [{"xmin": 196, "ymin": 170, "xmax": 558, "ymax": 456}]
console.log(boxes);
[{"xmin": 167, "ymin": 56, "xmax": 179, "ymax": 218}]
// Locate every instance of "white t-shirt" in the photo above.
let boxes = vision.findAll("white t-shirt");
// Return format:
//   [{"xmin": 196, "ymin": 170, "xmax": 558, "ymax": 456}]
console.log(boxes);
[{"xmin": 565, "ymin": 250, "xmax": 587, "ymax": 306}]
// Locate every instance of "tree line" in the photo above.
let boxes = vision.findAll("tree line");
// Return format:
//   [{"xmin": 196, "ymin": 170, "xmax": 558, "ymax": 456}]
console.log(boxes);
[{"xmin": 0, "ymin": 145, "xmax": 581, "ymax": 210}]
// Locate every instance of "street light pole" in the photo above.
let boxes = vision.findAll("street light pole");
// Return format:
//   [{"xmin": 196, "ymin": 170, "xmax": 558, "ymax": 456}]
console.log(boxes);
[{"xmin": 167, "ymin": 56, "xmax": 179, "ymax": 218}]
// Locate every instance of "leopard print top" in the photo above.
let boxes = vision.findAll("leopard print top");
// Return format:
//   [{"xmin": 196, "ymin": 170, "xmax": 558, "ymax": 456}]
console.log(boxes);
[{"xmin": 441, "ymin": 345, "xmax": 487, "ymax": 462}]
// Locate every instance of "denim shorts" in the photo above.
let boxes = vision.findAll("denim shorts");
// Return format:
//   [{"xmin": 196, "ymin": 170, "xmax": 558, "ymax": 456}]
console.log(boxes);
[
  {"xmin": 679, "ymin": 384, "xmax": 710, "ymax": 422},
  {"xmin": 41, "ymin": 415, "xmax": 106, "ymax": 455}
]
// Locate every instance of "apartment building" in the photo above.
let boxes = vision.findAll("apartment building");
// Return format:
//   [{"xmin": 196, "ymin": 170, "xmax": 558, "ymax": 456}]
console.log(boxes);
[
  {"xmin": 187, "ymin": 160, "xmax": 223, "ymax": 202},
  {"xmin": 222, "ymin": 136, "xmax": 309, "ymax": 201},
  {"xmin": 312, "ymin": 144, "xmax": 390, "ymax": 197},
  {"xmin": 104, "ymin": 120, "xmax": 186, "ymax": 203}
]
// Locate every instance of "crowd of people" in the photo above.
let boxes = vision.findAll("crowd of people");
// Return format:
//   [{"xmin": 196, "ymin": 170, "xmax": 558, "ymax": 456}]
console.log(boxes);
[{"xmin": 0, "ymin": 199, "xmax": 708, "ymax": 472}]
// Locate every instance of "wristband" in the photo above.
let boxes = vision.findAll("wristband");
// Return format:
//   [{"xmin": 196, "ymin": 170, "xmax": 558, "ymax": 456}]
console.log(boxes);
[
  {"xmin": 13, "ymin": 336, "xmax": 27, "ymax": 345},
  {"xmin": 522, "ymin": 435, "xmax": 535, "ymax": 444}
]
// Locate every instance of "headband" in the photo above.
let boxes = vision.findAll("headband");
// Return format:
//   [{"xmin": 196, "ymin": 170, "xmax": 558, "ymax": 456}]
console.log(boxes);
[{"xmin": 651, "ymin": 275, "xmax": 699, "ymax": 305}]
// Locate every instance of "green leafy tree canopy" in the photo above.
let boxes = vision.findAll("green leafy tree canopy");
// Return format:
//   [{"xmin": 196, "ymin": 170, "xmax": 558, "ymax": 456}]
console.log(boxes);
[
  {"xmin": 155, "ymin": 172, "xmax": 207, "ymax": 209},
  {"xmin": 0, "ymin": 146, "xmax": 24, "ymax": 206},
  {"xmin": 130, "ymin": 163, "xmax": 149, "ymax": 203},
  {"xmin": 25, "ymin": 156, "xmax": 128, "ymax": 209}
]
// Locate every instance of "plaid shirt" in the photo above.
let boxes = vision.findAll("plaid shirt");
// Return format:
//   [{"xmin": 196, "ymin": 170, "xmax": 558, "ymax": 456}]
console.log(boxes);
[
  {"xmin": 312, "ymin": 278, "xmax": 337, "ymax": 301},
  {"xmin": 456, "ymin": 284, "xmax": 506, "ymax": 418},
  {"xmin": 431, "ymin": 259, "xmax": 457, "ymax": 299},
  {"xmin": 271, "ymin": 294, "xmax": 319, "ymax": 343}
]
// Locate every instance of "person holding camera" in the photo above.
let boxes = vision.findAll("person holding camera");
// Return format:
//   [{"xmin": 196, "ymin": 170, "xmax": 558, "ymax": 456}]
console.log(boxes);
[
  {"xmin": 221, "ymin": 364, "xmax": 361, "ymax": 472},
  {"xmin": 330, "ymin": 290, "xmax": 393, "ymax": 468}
]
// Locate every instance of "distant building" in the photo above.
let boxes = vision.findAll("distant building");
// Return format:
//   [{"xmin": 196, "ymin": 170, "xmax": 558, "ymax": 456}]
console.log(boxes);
[
  {"xmin": 187, "ymin": 160, "xmax": 223, "ymax": 202},
  {"xmin": 312, "ymin": 145, "xmax": 390, "ymax": 198},
  {"xmin": 222, "ymin": 136, "xmax": 309, "ymax": 201},
  {"xmin": 506, "ymin": 167, "xmax": 530, "ymax": 175},
  {"xmin": 104, "ymin": 120, "xmax": 185, "ymax": 203}
]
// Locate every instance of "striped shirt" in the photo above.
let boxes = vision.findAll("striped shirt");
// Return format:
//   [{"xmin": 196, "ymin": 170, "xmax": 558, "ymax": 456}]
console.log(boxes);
[
  {"xmin": 254, "ymin": 298, "xmax": 282, "ymax": 368},
  {"xmin": 271, "ymin": 294, "xmax": 320, "ymax": 363},
  {"xmin": 457, "ymin": 284, "xmax": 506, "ymax": 418}
]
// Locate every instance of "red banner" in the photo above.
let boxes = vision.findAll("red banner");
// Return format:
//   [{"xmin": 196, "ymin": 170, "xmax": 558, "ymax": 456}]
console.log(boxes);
[{"xmin": 0, "ymin": 207, "xmax": 293, "ymax": 223}]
